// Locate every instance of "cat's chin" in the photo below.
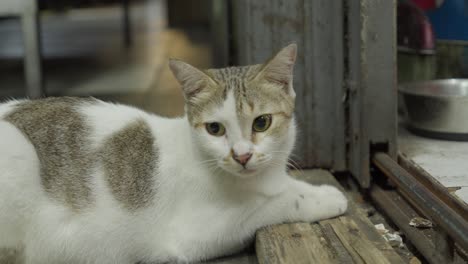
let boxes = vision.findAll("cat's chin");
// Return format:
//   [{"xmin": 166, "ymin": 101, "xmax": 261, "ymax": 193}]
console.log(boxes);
[{"xmin": 227, "ymin": 167, "xmax": 260, "ymax": 178}]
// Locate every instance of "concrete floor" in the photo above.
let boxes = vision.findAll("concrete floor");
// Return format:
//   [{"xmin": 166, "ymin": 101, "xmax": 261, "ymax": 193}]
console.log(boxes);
[
  {"xmin": 399, "ymin": 125, "xmax": 468, "ymax": 204},
  {"xmin": 0, "ymin": 0, "xmax": 212, "ymax": 118}
]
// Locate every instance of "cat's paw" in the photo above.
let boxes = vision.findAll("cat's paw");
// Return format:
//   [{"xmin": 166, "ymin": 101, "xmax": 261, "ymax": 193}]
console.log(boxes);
[
  {"xmin": 294, "ymin": 184, "xmax": 348, "ymax": 222},
  {"xmin": 318, "ymin": 185, "xmax": 348, "ymax": 216}
]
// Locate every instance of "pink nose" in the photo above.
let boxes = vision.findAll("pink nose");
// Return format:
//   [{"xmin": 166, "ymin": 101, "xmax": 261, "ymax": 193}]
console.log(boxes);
[{"xmin": 233, "ymin": 153, "xmax": 252, "ymax": 166}]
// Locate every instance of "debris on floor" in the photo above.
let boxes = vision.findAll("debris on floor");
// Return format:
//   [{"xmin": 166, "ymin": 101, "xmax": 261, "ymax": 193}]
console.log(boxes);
[
  {"xmin": 374, "ymin": 223, "xmax": 405, "ymax": 248},
  {"xmin": 409, "ymin": 217, "xmax": 433, "ymax": 228}
]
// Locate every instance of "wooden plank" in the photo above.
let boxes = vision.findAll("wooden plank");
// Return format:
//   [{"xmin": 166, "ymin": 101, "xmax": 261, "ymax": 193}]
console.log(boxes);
[
  {"xmin": 256, "ymin": 223, "xmax": 336, "ymax": 264},
  {"xmin": 205, "ymin": 252, "xmax": 258, "ymax": 264},
  {"xmin": 293, "ymin": 170, "xmax": 405, "ymax": 263},
  {"xmin": 256, "ymin": 170, "xmax": 404, "ymax": 263},
  {"xmin": 329, "ymin": 217, "xmax": 391, "ymax": 264},
  {"xmin": 313, "ymin": 223, "xmax": 355, "ymax": 263}
]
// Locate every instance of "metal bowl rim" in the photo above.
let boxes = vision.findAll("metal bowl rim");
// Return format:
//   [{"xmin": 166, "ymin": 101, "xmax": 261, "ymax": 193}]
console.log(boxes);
[{"xmin": 398, "ymin": 78, "xmax": 468, "ymax": 98}]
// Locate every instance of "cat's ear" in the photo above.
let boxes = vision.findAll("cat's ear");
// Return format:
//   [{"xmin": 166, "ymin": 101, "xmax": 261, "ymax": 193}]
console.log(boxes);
[
  {"xmin": 257, "ymin": 43, "xmax": 297, "ymax": 96},
  {"xmin": 169, "ymin": 59, "xmax": 216, "ymax": 100}
]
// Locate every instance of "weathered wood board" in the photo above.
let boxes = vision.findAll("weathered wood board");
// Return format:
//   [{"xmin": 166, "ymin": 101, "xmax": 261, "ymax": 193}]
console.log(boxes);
[{"xmin": 255, "ymin": 170, "xmax": 404, "ymax": 264}]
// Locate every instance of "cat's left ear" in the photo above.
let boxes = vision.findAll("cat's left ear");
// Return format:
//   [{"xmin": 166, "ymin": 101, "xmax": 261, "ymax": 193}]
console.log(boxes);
[
  {"xmin": 257, "ymin": 43, "xmax": 297, "ymax": 97},
  {"xmin": 169, "ymin": 59, "xmax": 216, "ymax": 101}
]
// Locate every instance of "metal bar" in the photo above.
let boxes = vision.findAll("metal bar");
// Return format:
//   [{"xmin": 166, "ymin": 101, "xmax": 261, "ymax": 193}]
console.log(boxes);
[
  {"xmin": 122, "ymin": 0, "xmax": 131, "ymax": 47},
  {"xmin": 369, "ymin": 185, "xmax": 446, "ymax": 264},
  {"xmin": 398, "ymin": 153, "xmax": 468, "ymax": 221},
  {"xmin": 372, "ymin": 152, "xmax": 468, "ymax": 251},
  {"xmin": 346, "ymin": 0, "xmax": 397, "ymax": 188},
  {"xmin": 21, "ymin": 11, "xmax": 44, "ymax": 98}
]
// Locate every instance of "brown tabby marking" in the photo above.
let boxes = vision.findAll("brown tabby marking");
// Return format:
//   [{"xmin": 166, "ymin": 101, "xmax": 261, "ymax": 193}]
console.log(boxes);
[
  {"xmin": 5, "ymin": 97, "xmax": 95, "ymax": 210},
  {"xmin": 100, "ymin": 119, "xmax": 157, "ymax": 210}
]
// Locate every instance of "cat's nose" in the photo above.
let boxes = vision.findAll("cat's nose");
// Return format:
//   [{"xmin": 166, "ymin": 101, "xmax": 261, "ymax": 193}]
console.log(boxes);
[{"xmin": 233, "ymin": 152, "xmax": 252, "ymax": 166}]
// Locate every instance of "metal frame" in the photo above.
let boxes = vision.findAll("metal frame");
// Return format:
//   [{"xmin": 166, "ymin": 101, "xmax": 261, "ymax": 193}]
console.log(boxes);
[
  {"xmin": 345, "ymin": 0, "xmax": 398, "ymax": 187},
  {"xmin": 398, "ymin": 153, "xmax": 468, "ymax": 219},
  {"xmin": 372, "ymin": 153, "xmax": 468, "ymax": 253}
]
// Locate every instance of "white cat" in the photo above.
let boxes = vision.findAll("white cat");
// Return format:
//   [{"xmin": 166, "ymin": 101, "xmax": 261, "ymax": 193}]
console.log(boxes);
[{"xmin": 0, "ymin": 44, "xmax": 347, "ymax": 264}]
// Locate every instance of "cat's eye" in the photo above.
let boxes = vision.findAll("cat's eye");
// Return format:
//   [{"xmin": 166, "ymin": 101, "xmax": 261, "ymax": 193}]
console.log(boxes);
[
  {"xmin": 253, "ymin": 114, "xmax": 272, "ymax": 132},
  {"xmin": 205, "ymin": 122, "xmax": 226, "ymax": 136}
]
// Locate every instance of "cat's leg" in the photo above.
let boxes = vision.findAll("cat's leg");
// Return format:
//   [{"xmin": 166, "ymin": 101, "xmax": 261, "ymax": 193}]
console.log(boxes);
[
  {"xmin": 0, "ymin": 121, "xmax": 41, "ymax": 254},
  {"xmin": 248, "ymin": 177, "xmax": 348, "ymax": 228}
]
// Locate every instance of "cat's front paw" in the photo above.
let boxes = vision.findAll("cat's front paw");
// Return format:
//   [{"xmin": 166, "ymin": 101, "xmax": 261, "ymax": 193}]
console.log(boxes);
[
  {"xmin": 295, "ymin": 184, "xmax": 348, "ymax": 222},
  {"xmin": 319, "ymin": 185, "xmax": 348, "ymax": 216}
]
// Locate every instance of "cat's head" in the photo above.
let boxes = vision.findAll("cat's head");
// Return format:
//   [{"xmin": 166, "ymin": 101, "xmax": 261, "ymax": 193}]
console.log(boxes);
[{"xmin": 169, "ymin": 44, "xmax": 297, "ymax": 178}]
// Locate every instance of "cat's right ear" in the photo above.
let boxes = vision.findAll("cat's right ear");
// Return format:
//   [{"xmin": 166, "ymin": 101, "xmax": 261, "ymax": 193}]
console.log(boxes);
[{"xmin": 169, "ymin": 59, "xmax": 216, "ymax": 100}]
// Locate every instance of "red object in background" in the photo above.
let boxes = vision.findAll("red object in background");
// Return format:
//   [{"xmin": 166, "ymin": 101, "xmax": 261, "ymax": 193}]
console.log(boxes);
[
  {"xmin": 398, "ymin": 2, "xmax": 436, "ymax": 53},
  {"xmin": 411, "ymin": 0, "xmax": 444, "ymax": 11}
]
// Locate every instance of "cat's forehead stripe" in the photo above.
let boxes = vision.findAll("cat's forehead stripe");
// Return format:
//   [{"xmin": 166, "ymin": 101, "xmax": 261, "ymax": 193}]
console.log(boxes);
[
  {"xmin": 5, "ymin": 97, "xmax": 95, "ymax": 210},
  {"xmin": 101, "ymin": 119, "xmax": 157, "ymax": 211},
  {"xmin": 188, "ymin": 64, "xmax": 294, "ymax": 126}
]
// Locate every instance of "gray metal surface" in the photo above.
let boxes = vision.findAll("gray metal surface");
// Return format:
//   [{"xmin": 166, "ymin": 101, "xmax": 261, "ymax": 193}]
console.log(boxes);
[
  {"xmin": 231, "ymin": 0, "xmax": 346, "ymax": 169},
  {"xmin": 345, "ymin": 0, "xmax": 397, "ymax": 187},
  {"xmin": 370, "ymin": 185, "xmax": 448, "ymax": 264},
  {"xmin": 400, "ymin": 79, "xmax": 468, "ymax": 140},
  {"xmin": 211, "ymin": 0, "xmax": 230, "ymax": 68},
  {"xmin": 373, "ymin": 153, "xmax": 468, "ymax": 253},
  {"xmin": 399, "ymin": 153, "xmax": 468, "ymax": 219},
  {"xmin": 21, "ymin": 11, "xmax": 43, "ymax": 98}
]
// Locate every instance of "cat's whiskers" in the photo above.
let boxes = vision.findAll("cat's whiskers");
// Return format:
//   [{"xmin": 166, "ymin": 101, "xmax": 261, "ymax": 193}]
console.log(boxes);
[
  {"xmin": 265, "ymin": 152, "xmax": 303, "ymax": 175},
  {"xmin": 270, "ymin": 151, "xmax": 302, "ymax": 170},
  {"xmin": 195, "ymin": 158, "xmax": 218, "ymax": 166}
]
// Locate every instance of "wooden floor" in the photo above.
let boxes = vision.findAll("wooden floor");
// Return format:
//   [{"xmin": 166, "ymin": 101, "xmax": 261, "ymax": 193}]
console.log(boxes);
[
  {"xmin": 253, "ymin": 170, "xmax": 406, "ymax": 264},
  {"xmin": 399, "ymin": 125, "xmax": 468, "ymax": 204}
]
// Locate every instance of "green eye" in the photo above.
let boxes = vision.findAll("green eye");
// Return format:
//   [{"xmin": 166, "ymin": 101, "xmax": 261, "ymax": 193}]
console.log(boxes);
[
  {"xmin": 205, "ymin": 122, "xmax": 226, "ymax": 136},
  {"xmin": 253, "ymin": 114, "xmax": 272, "ymax": 132}
]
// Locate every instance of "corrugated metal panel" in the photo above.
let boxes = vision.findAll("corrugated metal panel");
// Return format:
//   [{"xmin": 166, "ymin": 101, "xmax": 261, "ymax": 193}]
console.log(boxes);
[{"xmin": 232, "ymin": 0, "xmax": 346, "ymax": 170}]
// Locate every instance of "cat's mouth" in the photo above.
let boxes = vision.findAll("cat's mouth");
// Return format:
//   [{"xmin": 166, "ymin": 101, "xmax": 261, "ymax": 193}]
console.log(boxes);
[{"xmin": 239, "ymin": 168, "xmax": 256, "ymax": 173}]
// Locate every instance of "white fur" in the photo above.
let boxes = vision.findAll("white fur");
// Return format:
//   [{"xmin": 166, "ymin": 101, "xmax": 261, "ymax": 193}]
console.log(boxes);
[{"xmin": 0, "ymin": 97, "xmax": 347, "ymax": 264}]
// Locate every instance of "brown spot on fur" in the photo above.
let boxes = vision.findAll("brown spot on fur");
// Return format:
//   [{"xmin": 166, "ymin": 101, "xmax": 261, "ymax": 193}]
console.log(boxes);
[
  {"xmin": 248, "ymin": 101, "xmax": 255, "ymax": 112},
  {"xmin": 194, "ymin": 123, "xmax": 205, "ymax": 129},
  {"xmin": 251, "ymin": 131, "xmax": 257, "ymax": 144},
  {"xmin": 274, "ymin": 111, "xmax": 292, "ymax": 119},
  {"xmin": 5, "ymin": 97, "xmax": 95, "ymax": 210},
  {"xmin": 100, "ymin": 119, "xmax": 157, "ymax": 210}
]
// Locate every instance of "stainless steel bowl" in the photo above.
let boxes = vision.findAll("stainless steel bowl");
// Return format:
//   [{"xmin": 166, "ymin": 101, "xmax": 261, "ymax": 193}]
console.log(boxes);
[{"xmin": 399, "ymin": 79, "xmax": 468, "ymax": 141}]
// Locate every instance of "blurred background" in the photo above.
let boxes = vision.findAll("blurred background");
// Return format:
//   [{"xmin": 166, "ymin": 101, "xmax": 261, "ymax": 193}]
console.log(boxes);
[{"xmin": 0, "ymin": 0, "xmax": 216, "ymax": 117}]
